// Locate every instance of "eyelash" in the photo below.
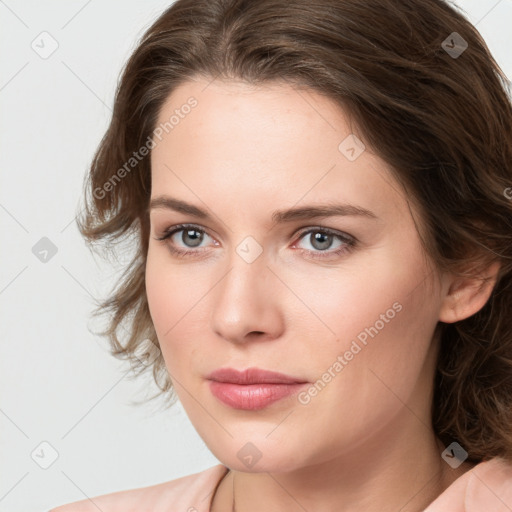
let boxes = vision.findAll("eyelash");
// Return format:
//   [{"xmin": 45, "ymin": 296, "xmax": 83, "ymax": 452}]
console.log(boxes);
[{"xmin": 155, "ymin": 223, "xmax": 357, "ymax": 261}]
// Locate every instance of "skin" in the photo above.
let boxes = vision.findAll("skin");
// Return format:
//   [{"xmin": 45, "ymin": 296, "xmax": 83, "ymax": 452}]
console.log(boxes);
[{"xmin": 143, "ymin": 77, "xmax": 499, "ymax": 512}]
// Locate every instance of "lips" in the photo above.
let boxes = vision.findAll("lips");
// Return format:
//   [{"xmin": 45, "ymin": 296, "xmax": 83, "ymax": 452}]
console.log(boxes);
[
  {"xmin": 206, "ymin": 367, "xmax": 309, "ymax": 410},
  {"xmin": 207, "ymin": 367, "xmax": 308, "ymax": 384}
]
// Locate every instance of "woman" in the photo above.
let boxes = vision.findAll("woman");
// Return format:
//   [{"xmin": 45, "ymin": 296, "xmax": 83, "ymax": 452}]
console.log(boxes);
[{"xmin": 51, "ymin": 0, "xmax": 512, "ymax": 510}]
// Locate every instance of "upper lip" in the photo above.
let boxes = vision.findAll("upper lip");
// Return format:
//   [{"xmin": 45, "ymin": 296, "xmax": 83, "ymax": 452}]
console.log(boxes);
[{"xmin": 207, "ymin": 367, "xmax": 308, "ymax": 385}]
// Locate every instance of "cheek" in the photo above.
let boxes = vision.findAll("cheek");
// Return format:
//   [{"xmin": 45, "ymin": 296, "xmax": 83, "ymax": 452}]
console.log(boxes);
[
  {"xmin": 145, "ymin": 246, "xmax": 215, "ymax": 373},
  {"xmin": 146, "ymin": 248, "xmax": 170, "ymax": 333},
  {"xmin": 145, "ymin": 247, "xmax": 186, "ymax": 363},
  {"xmin": 291, "ymin": 236, "xmax": 439, "ymax": 385},
  {"xmin": 297, "ymin": 251, "xmax": 440, "ymax": 425},
  {"xmin": 280, "ymin": 248, "xmax": 425, "ymax": 357}
]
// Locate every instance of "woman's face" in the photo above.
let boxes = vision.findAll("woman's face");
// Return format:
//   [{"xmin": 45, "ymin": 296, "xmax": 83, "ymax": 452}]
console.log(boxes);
[{"xmin": 146, "ymin": 77, "xmax": 447, "ymax": 472}]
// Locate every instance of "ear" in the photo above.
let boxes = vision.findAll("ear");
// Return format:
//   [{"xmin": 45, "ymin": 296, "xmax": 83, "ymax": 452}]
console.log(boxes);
[{"xmin": 439, "ymin": 260, "xmax": 501, "ymax": 324}]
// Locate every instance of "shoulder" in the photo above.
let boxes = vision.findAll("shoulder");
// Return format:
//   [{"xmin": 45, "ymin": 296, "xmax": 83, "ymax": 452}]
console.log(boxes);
[
  {"xmin": 425, "ymin": 457, "xmax": 512, "ymax": 512},
  {"xmin": 49, "ymin": 464, "xmax": 229, "ymax": 512},
  {"xmin": 465, "ymin": 456, "xmax": 512, "ymax": 511}
]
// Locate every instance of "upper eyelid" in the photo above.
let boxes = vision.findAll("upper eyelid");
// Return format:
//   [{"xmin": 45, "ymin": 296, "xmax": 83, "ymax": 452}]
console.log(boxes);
[
  {"xmin": 157, "ymin": 223, "xmax": 216, "ymax": 241},
  {"xmin": 159, "ymin": 223, "xmax": 353, "ymax": 244}
]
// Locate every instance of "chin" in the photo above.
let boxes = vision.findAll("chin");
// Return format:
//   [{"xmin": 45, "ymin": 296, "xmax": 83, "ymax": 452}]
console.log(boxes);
[{"xmin": 204, "ymin": 433, "xmax": 313, "ymax": 474}]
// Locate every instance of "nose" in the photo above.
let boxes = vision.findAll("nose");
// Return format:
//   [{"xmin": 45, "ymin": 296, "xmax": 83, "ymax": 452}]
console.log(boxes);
[{"xmin": 210, "ymin": 249, "xmax": 285, "ymax": 345}]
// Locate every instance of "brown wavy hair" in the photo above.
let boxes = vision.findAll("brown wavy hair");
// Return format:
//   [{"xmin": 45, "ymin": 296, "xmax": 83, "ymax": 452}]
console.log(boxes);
[{"xmin": 78, "ymin": 0, "xmax": 512, "ymax": 462}]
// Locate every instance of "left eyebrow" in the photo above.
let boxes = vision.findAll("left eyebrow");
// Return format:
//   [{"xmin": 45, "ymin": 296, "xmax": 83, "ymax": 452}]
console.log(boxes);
[
  {"xmin": 271, "ymin": 203, "xmax": 378, "ymax": 223},
  {"xmin": 149, "ymin": 195, "xmax": 378, "ymax": 222}
]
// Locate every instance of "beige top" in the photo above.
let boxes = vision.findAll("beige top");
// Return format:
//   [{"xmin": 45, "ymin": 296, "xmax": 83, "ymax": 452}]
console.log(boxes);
[{"xmin": 50, "ymin": 457, "xmax": 512, "ymax": 512}]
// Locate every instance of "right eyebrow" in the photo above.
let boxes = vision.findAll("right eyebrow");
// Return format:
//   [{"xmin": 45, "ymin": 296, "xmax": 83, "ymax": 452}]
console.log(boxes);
[{"xmin": 149, "ymin": 196, "xmax": 208, "ymax": 218}]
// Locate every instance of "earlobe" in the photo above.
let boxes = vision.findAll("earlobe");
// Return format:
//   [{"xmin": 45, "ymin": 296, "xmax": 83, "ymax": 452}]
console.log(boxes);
[{"xmin": 438, "ymin": 261, "xmax": 501, "ymax": 324}]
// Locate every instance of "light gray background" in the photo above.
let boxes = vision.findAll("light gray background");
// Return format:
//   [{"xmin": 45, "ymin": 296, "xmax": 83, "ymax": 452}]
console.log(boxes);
[{"xmin": 1, "ymin": 1, "xmax": 511, "ymax": 511}]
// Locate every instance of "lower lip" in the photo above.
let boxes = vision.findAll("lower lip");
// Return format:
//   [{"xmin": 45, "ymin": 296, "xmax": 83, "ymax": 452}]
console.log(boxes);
[{"xmin": 208, "ymin": 381, "xmax": 308, "ymax": 410}]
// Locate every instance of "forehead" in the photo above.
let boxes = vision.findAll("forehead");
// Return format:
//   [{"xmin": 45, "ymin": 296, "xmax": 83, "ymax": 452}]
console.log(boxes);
[
  {"xmin": 149, "ymin": 77, "xmax": 408, "ymax": 225},
  {"xmin": 153, "ymin": 78, "xmax": 345, "ymax": 164}
]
